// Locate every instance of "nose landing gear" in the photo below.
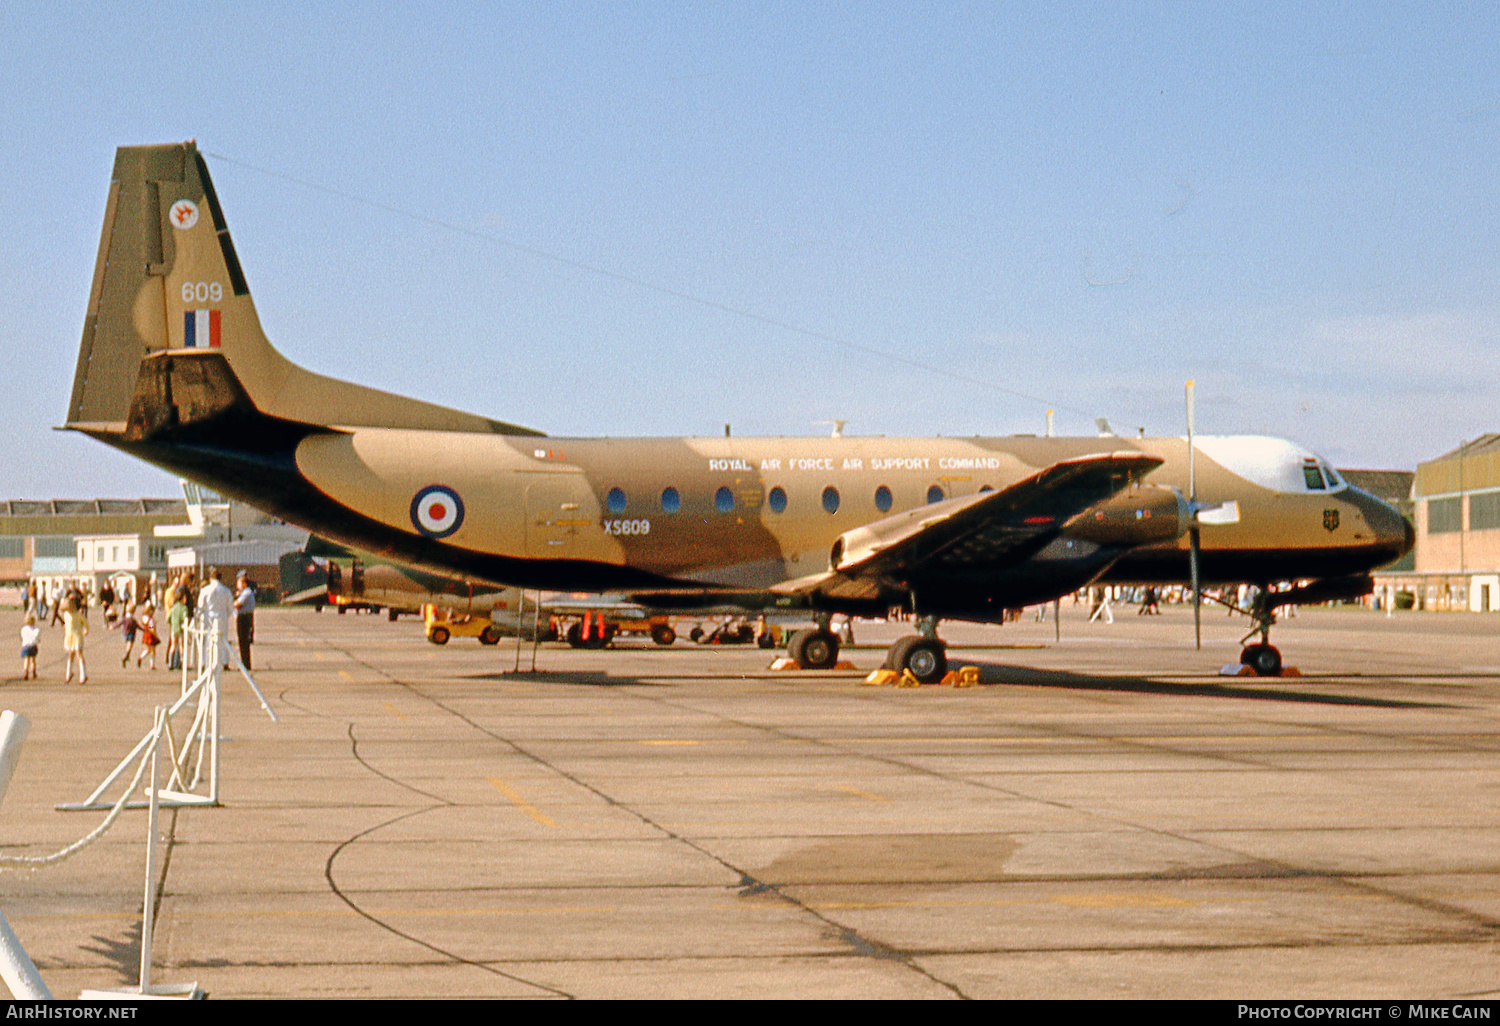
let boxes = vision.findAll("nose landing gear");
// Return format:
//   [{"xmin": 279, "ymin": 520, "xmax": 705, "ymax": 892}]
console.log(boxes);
[{"xmin": 1236, "ymin": 588, "xmax": 1283, "ymax": 677}]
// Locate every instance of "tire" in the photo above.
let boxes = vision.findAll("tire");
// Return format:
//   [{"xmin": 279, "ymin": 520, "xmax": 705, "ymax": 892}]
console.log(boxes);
[
  {"xmin": 884, "ymin": 636, "xmax": 917, "ymax": 670},
  {"xmin": 799, "ymin": 630, "xmax": 839, "ymax": 669},
  {"xmin": 903, "ymin": 639, "xmax": 947, "ymax": 684},
  {"xmin": 756, "ymin": 631, "xmax": 775, "ymax": 650},
  {"xmin": 478, "ymin": 625, "xmax": 502, "ymax": 646},
  {"xmin": 388, "ymin": 608, "xmax": 399, "ymax": 622},
  {"xmin": 786, "ymin": 629, "xmax": 811, "ymax": 663},
  {"xmin": 566, "ymin": 623, "xmax": 584, "ymax": 648},
  {"xmin": 689, "ymin": 626, "xmax": 704, "ymax": 643},
  {"xmin": 1243, "ymin": 644, "xmax": 1282, "ymax": 677},
  {"xmin": 428, "ymin": 626, "xmax": 450, "ymax": 646},
  {"xmin": 650, "ymin": 624, "xmax": 676, "ymax": 646}
]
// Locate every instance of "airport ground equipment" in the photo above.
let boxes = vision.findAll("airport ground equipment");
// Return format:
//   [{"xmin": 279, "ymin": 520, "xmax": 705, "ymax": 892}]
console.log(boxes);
[{"xmin": 424, "ymin": 604, "xmax": 503, "ymax": 646}]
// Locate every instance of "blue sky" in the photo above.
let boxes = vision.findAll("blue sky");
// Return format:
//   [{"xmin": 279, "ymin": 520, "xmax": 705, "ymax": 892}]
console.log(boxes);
[{"xmin": 3, "ymin": 2, "xmax": 1497, "ymax": 497}]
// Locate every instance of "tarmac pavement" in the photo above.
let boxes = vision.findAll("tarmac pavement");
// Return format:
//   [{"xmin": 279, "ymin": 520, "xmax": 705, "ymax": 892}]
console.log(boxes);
[{"xmin": 0, "ymin": 602, "xmax": 1496, "ymax": 999}]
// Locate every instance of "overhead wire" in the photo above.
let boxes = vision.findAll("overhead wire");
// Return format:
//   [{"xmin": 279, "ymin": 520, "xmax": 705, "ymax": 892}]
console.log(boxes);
[{"xmin": 206, "ymin": 151, "xmax": 1101, "ymax": 421}]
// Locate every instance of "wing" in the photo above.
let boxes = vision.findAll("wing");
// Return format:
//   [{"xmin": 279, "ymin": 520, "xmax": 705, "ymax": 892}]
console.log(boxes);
[{"xmin": 774, "ymin": 451, "xmax": 1172, "ymax": 602}]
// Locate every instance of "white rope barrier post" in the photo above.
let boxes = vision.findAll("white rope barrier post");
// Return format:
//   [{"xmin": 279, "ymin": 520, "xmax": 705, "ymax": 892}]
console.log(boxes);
[
  {"xmin": 79, "ymin": 709, "xmax": 201, "ymax": 1000},
  {"xmin": 0, "ymin": 713, "xmax": 50, "ymax": 1000},
  {"xmin": 0, "ymin": 913, "xmax": 50, "ymax": 1000}
]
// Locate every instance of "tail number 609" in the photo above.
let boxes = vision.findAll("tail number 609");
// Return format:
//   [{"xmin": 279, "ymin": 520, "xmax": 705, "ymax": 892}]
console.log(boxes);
[{"xmin": 603, "ymin": 519, "xmax": 650, "ymax": 536}]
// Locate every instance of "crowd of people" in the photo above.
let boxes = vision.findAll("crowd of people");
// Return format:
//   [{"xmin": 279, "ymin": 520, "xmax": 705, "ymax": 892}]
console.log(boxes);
[{"xmin": 13, "ymin": 569, "xmax": 256, "ymax": 683}]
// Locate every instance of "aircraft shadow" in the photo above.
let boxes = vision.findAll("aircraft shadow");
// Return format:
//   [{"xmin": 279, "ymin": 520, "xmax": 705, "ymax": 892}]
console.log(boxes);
[
  {"xmin": 462, "ymin": 670, "xmax": 667, "ymax": 688},
  {"xmin": 965, "ymin": 660, "xmax": 1449, "ymax": 709}
]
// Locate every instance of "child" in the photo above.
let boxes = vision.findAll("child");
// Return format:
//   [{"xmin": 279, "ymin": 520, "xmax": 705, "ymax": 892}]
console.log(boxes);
[
  {"xmin": 119, "ymin": 604, "xmax": 139, "ymax": 668},
  {"xmin": 166, "ymin": 589, "xmax": 189, "ymax": 671},
  {"xmin": 136, "ymin": 603, "xmax": 159, "ymax": 670},
  {"xmin": 19, "ymin": 614, "xmax": 39, "ymax": 680}
]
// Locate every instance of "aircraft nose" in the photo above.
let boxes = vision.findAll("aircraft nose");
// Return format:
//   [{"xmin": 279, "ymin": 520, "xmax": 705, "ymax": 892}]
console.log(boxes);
[{"xmin": 1350, "ymin": 488, "xmax": 1413, "ymax": 561}]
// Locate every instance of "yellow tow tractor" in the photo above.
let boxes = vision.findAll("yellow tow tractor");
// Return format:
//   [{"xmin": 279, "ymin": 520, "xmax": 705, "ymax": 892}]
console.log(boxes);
[{"xmin": 423, "ymin": 604, "xmax": 503, "ymax": 646}]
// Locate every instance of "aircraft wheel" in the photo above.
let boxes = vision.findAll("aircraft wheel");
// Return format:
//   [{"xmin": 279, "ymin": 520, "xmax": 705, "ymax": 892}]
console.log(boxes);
[
  {"xmin": 428, "ymin": 626, "xmax": 450, "ymax": 646},
  {"xmin": 479, "ymin": 625, "xmax": 502, "ymax": 646},
  {"xmin": 884, "ymin": 636, "xmax": 917, "ymax": 670},
  {"xmin": 757, "ymin": 631, "xmax": 775, "ymax": 649},
  {"xmin": 566, "ymin": 623, "xmax": 584, "ymax": 648},
  {"xmin": 690, "ymin": 626, "xmax": 704, "ymax": 643},
  {"xmin": 388, "ymin": 608, "xmax": 399, "ymax": 622},
  {"xmin": 903, "ymin": 639, "xmax": 947, "ymax": 683},
  {"xmin": 650, "ymin": 624, "xmax": 676, "ymax": 646},
  {"xmin": 796, "ymin": 629, "xmax": 839, "ymax": 669},
  {"xmin": 1241, "ymin": 643, "xmax": 1282, "ymax": 677}
]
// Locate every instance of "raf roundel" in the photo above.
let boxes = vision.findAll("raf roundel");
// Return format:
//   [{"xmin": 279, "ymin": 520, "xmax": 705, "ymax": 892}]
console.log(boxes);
[
  {"xmin": 169, "ymin": 199, "xmax": 199, "ymax": 231},
  {"xmin": 410, "ymin": 485, "xmax": 465, "ymax": 539}
]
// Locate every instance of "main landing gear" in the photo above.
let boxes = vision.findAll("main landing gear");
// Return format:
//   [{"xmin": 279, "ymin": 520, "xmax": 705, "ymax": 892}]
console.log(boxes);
[
  {"xmin": 785, "ymin": 614, "xmax": 949, "ymax": 684},
  {"xmin": 883, "ymin": 615, "xmax": 948, "ymax": 684},
  {"xmin": 786, "ymin": 616, "xmax": 841, "ymax": 669},
  {"xmin": 1237, "ymin": 588, "xmax": 1282, "ymax": 677}
]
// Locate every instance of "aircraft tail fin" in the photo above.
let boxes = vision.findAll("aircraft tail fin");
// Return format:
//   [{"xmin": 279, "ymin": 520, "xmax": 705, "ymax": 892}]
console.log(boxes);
[{"xmin": 68, "ymin": 141, "xmax": 541, "ymax": 437}]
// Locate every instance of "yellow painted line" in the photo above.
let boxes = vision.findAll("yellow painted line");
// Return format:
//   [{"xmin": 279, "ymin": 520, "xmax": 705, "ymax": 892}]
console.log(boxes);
[
  {"xmin": 833, "ymin": 784, "xmax": 891, "ymax": 803},
  {"xmin": 382, "ymin": 702, "xmax": 410, "ymax": 720},
  {"xmin": 640, "ymin": 739, "xmax": 702, "ymax": 746},
  {"xmin": 177, "ymin": 905, "xmax": 612, "ymax": 919},
  {"xmin": 313, "ymin": 651, "xmax": 327, "ymax": 661},
  {"xmin": 338, "ymin": 670, "xmax": 352, "ymax": 680},
  {"xmin": 487, "ymin": 777, "xmax": 558, "ymax": 828}
]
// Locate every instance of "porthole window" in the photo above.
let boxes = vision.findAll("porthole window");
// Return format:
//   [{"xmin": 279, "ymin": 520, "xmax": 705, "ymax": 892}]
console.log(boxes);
[
  {"xmin": 926, "ymin": 484, "xmax": 946, "ymax": 504},
  {"xmin": 768, "ymin": 486, "xmax": 787, "ymax": 513},
  {"xmin": 660, "ymin": 487, "xmax": 681, "ymax": 514},
  {"xmin": 822, "ymin": 486, "xmax": 840, "ymax": 514},
  {"xmin": 874, "ymin": 485, "xmax": 893, "ymax": 512},
  {"xmin": 979, "ymin": 484, "xmax": 994, "ymax": 493},
  {"xmin": 607, "ymin": 487, "xmax": 627, "ymax": 514},
  {"xmin": 715, "ymin": 486, "xmax": 734, "ymax": 513}
]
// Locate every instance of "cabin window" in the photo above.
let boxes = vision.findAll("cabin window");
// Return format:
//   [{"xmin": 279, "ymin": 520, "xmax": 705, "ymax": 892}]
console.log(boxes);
[
  {"xmin": 715, "ymin": 487, "xmax": 734, "ymax": 513},
  {"xmin": 926, "ymin": 484, "xmax": 945, "ymax": 504},
  {"xmin": 660, "ymin": 487, "xmax": 680, "ymax": 514},
  {"xmin": 979, "ymin": 484, "xmax": 994, "ymax": 493},
  {"xmin": 874, "ymin": 485, "xmax": 893, "ymax": 512},
  {"xmin": 606, "ymin": 488, "xmax": 627, "ymax": 514},
  {"xmin": 822, "ymin": 486, "xmax": 840, "ymax": 514},
  {"xmin": 767, "ymin": 486, "xmax": 787, "ymax": 513},
  {"xmin": 1302, "ymin": 464, "xmax": 1326, "ymax": 490}
]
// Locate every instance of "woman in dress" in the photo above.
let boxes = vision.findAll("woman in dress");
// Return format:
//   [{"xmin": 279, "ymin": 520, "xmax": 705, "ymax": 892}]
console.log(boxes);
[{"xmin": 62, "ymin": 589, "xmax": 88, "ymax": 685}]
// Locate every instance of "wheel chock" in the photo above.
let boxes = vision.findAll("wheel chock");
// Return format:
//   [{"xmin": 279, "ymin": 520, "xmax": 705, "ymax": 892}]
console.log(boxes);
[
  {"xmin": 1219, "ymin": 663, "xmax": 1303, "ymax": 678},
  {"xmin": 949, "ymin": 666, "xmax": 981, "ymax": 687},
  {"xmin": 769, "ymin": 657, "xmax": 802, "ymax": 671},
  {"xmin": 864, "ymin": 669, "xmax": 899, "ymax": 686},
  {"xmin": 896, "ymin": 670, "xmax": 922, "ymax": 688}
]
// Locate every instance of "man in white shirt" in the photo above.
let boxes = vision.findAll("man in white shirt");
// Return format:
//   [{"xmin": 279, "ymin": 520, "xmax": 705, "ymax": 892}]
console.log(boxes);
[{"xmin": 197, "ymin": 568, "xmax": 234, "ymax": 668}]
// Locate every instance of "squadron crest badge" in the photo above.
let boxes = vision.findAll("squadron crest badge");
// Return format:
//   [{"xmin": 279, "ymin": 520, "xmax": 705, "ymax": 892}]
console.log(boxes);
[
  {"xmin": 169, "ymin": 199, "xmax": 199, "ymax": 230},
  {"xmin": 1323, "ymin": 509, "xmax": 1340, "ymax": 533}
]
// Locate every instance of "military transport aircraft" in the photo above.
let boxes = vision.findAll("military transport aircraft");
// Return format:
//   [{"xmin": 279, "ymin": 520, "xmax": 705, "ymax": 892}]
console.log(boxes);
[{"xmin": 65, "ymin": 142, "xmax": 1412, "ymax": 681}]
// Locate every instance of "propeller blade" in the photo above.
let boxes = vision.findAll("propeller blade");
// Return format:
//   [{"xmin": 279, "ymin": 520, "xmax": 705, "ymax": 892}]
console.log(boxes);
[
  {"xmin": 1190, "ymin": 525, "xmax": 1202, "ymax": 650},
  {"xmin": 1186, "ymin": 379, "xmax": 1200, "ymax": 650}
]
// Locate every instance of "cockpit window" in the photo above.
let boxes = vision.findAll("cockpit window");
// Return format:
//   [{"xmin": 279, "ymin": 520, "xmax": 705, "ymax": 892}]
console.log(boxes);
[{"xmin": 1303, "ymin": 464, "xmax": 1326, "ymax": 490}]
